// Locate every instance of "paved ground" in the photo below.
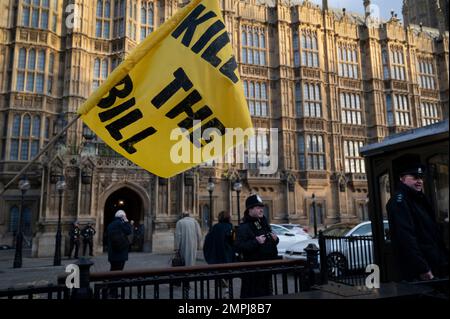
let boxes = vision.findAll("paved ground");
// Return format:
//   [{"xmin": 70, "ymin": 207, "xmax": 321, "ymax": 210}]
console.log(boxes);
[{"xmin": 0, "ymin": 248, "xmax": 206, "ymax": 290}]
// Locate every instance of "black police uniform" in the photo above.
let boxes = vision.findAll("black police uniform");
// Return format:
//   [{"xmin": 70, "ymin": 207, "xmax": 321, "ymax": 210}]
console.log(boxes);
[
  {"xmin": 81, "ymin": 225, "xmax": 96, "ymax": 256},
  {"xmin": 386, "ymin": 165, "xmax": 448, "ymax": 281},
  {"xmin": 68, "ymin": 224, "xmax": 81, "ymax": 259},
  {"xmin": 235, "ymin": 194, "xmax": 279, "ymax": 298}
]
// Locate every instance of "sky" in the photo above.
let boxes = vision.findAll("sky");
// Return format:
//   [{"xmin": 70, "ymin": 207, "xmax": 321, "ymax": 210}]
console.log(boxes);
[
  {"xmin": 309, "ymin": 0, "xmax": 404, "ymax": 22},
  {"xmin": 266, "ymin": 0, "xmax": 404, "ymax": 22}
]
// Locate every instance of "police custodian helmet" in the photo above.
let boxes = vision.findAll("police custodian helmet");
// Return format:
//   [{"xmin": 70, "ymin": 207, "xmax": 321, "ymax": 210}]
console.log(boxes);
[{"xmin": 244, "ymin": 194, "xmax": 265, "ymax": 214}]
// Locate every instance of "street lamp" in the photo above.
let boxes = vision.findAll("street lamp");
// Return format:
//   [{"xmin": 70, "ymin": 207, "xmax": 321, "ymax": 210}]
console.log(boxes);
[
  {"xmin": 312, "ymin": 193, "xmax": 318, "ymax": 238},
  {"xmin": 13, "ymin": 176, "xmax": 30, "ymax": 268},
  {"xmin": 53, "ymin": 175, "xmax": 66, "ymax": 266},
  {"xmin": 233, "ymin": 178, "xmax": 242, "ymax": 225},
  {"xmin": 206, "ymin": 177, "xmax": 215, "ymax": 229}
]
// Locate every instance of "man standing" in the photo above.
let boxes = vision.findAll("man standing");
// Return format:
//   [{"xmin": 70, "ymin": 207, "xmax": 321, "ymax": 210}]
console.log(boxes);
[
  {"xmin": 81, "ymin": 223, "xmax": 96, "ymax": 256},
  {"xmin": 107, "ymin": 210, "xmax": 133, "ymax": 271},
  {"xmin": 387, "ymin": 162, "xmax": 448, "ymax": 281},
  {"xmin": 235, "ymin": 194, "xmax": 279, "ymax": 298},
  {"xmin": 68, "ymin": 221, "xmax": 81, "ymax": 259},
  {"xmin": 174, "ymin": 211, "xmax": 202, "ymax": 267}
]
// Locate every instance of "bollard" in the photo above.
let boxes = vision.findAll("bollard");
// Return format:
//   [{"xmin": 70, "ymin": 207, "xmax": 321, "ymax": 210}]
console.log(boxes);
[
  {"xmin": 71, "ymin": 257, "xmax": 94, "ymax": 299},
  {"xmin": 304, "ymin": 243, "xmax": 320, "ymax": 289}
]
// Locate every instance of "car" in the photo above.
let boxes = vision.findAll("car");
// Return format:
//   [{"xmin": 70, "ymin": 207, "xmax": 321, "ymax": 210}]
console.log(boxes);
[
  {"xmin": 284, "ymin": 221, "xmax": 390, "ymax": 277},
  {"xmin": 270, "ymin": 224, "xmax": 312, "ymax": 255},
  {"xmin": 278, "ymin": 223, "xmax": 310, "ymax": 236}
]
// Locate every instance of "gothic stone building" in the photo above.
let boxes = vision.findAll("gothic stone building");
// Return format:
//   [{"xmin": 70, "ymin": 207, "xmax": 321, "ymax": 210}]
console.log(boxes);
[{"xmin": 0, "ymin": 0, "xmax": 448, "ymax": 256}]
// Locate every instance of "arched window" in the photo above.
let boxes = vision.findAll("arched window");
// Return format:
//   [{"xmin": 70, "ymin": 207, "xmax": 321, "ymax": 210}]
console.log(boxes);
[
  {"xmin": 92, "ymin": 58, "xmax": 108, "ymax": 91},
  {"xmin": 241, "ymin": 26, "xmax": 267, "ymax": 66},
  {"xmin": 243, "ymin": 80, "xmax": 269, "ymax": 117},
  {"xmin": 9, "ymin": 113, "xmax": 43, "ymax": 161},
  {"xmin": 338, "ymin": 44, "xmax": 358, "ymax": 79},
  {"xmin": 21, "ymin": 0, "xmax": 50, "ymax": 29},
  {"xmin": 17, "ymin": 48, "xmax": 47, "ymax": 93},
  {"xmin": 301, "ymin": 31, "xmax": 319, "ymax": 68},
  {"xmin": 140, "ymin": 1, "xmax": 154, "ymax": 41},
  {"xmin": 96, "ymin": 0, "xmax": 111, "ymax": 38}
]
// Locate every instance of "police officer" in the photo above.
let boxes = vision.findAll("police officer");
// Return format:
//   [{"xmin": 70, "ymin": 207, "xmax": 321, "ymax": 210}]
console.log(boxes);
[
  {"xmin": 81, "ymin": 223, "xmax": 96, "ymax": 256},
  {"xmin": 68, "ymin": 221, "xmax": 81, "ymax": 259},
  {"xmin": 387, "ymin": 162, "xmax": 448, "ymax": 281},
  {"xmin": 235, "ymin": 194, "xmax": 279, "ymax": 298}
]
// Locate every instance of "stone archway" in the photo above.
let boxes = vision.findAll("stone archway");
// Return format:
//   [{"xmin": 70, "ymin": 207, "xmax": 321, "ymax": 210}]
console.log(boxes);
[{"xmin": 98, "ymin": 182, "xmax": 151, "ymax": 253}]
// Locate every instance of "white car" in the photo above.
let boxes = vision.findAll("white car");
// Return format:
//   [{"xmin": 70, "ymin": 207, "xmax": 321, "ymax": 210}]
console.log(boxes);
[
  {"xmin": 270, "ymin": 224, "xmax": 312, "ymax": 255},
  {"xmin": 278, "ymin": 223, "xmax": 310, "ymax": 237},
  {"xmin": 284, "ymin": 221, "xmax": 390, "ymax": 277}
]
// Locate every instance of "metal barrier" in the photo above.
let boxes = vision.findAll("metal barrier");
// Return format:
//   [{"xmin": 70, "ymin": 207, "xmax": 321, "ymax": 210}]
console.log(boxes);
[
  {"xmin": 53, "ymin": 247, "xmax": 321, "ymax": 299},
  {"xmin": 0, "ymin": 284, "xmax": 70, "ymax": 299},
  {"xmin": 319, "ymin": 232, "xmax": 374, "ymax": 286},
  {"xmin": 90, "ymin": 260, "xmax": 308, "ymax": 299},
  {"xmin": 0, "ymin": 245, "xmax": 321, "ymax": 300}
]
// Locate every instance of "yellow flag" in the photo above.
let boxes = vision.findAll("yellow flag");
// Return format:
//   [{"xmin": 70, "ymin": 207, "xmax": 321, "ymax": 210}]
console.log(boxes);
[{"xmin": 78, "ymin": 0, "xmax": 253, "ymax": 178}]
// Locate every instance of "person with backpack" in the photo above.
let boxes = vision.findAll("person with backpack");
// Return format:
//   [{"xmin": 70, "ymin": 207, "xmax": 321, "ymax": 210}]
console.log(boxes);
[{"xmin": 107, "ymin": 210, "xmax": 133, "ymax": 271}]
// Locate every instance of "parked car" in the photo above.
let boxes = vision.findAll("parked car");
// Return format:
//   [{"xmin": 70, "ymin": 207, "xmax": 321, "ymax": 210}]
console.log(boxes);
[
  {"xmin": 270, "ymin": 224, "xmax": 311, "ymax": 255},
  {"xmin": 278, "ymin": 224, "xmax": 309, "ymax": 236},
  {"xmin": 284, "ymin": 221, "xmax": 390, "ymax": 277}
]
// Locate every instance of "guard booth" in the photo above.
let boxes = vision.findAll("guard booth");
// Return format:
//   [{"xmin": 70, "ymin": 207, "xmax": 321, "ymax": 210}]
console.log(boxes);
[{"xmin": 360, "ymin": 120, "xmax": 449, "ymax": 283}]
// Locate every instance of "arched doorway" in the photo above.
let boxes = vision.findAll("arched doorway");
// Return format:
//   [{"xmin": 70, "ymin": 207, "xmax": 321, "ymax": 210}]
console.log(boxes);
[{"xmin": 103, "ymin": 187, "xmax": 144, "ymax": 252}]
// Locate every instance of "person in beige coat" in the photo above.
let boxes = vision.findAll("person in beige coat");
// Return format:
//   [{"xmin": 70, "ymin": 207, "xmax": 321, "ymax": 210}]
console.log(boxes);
[{"xmin": 175, "ymin": 211, "xmax": 202, "ymax": 266}]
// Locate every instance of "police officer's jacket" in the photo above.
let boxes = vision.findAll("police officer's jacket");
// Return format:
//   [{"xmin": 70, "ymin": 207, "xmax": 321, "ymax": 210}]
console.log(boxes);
[
  {"xmin": 235, "ymin": 215, "xmax": 279, "ymax": 262},
  {"xmin": 81, "ymin": 226, "xmax": 96, "ymax": 240},
  {"xmin": 69, "ymin": 227, "xmax": 81, "ymax": 241},
  {"xmin": 386, "ymin": 182, "xmax": 448, "ymax": 280}
]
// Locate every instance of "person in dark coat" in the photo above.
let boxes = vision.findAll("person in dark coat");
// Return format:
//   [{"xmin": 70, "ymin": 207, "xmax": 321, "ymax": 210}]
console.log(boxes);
[
  {"xmin": 68, "ymin": 221, "xmax": 81, "ymax": 259},
  {"xmin": 235, "ymin": 194, "xmax": 279, "ymax": 298},
  {"xmin": 387, "ymin": 162, "xmax": 448, "ymax": 281},
  {"xmin": 106, "ymin": 210, "xmax": 133, "ymax": 271},
  {"xmin": 203, "ymin": 211, "xmax": 235, "ymax": 264},
  {"xmin": 81, "ymin": 223, "xmax": 96, "ymax": 256}
]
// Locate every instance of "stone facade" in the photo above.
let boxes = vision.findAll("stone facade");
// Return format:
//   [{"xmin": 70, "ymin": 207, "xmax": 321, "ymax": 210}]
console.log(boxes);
[
  {"xmin": 403, "ymin": 0, "xmax": 449, "ymax": 31},
  {"xmin": 0, "ymin": 0, "xmax": 448, "ymax": 256}
]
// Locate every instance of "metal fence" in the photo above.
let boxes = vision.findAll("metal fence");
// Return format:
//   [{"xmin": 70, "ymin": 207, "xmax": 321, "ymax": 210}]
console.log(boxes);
[
  {"xmin": 0, "ymin": 284, "xmax": 70, "ymax": 300},
  {"xmin": 88, "ymin": 259, "xmax": 314, "ymax": 299},
  {"xmin": 319, "ymin": 233, "xmax": 374, "ymax": 286}
]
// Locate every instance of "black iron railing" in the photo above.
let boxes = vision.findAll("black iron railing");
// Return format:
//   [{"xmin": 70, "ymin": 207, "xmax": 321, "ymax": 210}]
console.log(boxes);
[
  {"xmin": 0, "ymin": 246, "xmax": 321, "ymax": 300},
  {"xmin": 88, "ymin": 259, "xmax": 312, "ymax": 299},
  {"xmin": 0, "ymin": 284, "xmax": 70, "ymax": 300},
  {"xmin": 319, "ymin": 232, "xmax": 374, "ymax": 286}
]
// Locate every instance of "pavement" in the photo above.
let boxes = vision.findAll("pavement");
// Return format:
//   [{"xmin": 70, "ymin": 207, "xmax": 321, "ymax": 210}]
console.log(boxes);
[{"xmin": 0, "ymin": 248, "xmax": 207, "ymax": 290}]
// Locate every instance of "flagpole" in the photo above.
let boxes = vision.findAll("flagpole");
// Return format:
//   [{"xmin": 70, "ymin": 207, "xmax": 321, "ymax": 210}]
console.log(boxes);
[{"xmin": 0, "ymin": 114, "xmax": 81, "ymax": 196}]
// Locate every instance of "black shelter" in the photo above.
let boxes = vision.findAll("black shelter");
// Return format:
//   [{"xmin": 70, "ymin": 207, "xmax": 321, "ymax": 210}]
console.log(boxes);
[{"xmin": 360, "ymin": 120, "xmax": 449, "ymax": 282}]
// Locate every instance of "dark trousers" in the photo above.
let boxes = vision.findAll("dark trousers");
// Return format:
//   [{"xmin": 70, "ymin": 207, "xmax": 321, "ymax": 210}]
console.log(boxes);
[
  {"xmin": 110, "ymin": 261, "xmax": 126, "ymax": 271},
  {"xmin": 69, "ymin": 240, "xmax": 80, "ymax": 258},
  {"xmin": 108, "ymin": 261, "xmax": 126, "ymax": 298},
  {"xmin": 83, "ymin": 239, "xmax": 93, "ymax": 256},
  {"xmin": 240, "ymin": 273, "xmax": 273, "ymax": 298}
]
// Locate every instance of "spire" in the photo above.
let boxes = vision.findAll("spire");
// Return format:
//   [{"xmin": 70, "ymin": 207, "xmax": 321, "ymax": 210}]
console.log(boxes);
[{"xmin": 364, "ymin": 0, "xmax": 371, "ymax": 22}]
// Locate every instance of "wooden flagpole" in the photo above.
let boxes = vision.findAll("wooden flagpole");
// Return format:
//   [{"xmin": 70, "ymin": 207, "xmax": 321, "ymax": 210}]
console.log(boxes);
[{"xmin": 0, "ymin": 114, "xmax": 81, "ymax": 196}]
